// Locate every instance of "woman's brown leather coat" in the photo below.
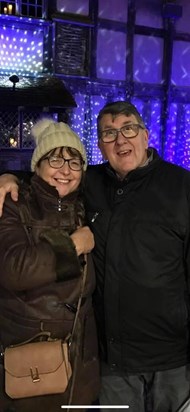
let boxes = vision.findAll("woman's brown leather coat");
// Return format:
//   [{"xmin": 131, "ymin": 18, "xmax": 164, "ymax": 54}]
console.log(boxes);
[{"xmin": 0, "ymin": 174, "xmax": 99, "ymax": 412}]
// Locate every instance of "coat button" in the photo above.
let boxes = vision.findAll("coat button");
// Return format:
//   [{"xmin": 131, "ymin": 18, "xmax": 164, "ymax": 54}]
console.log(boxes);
[
  {"xmin": 109, "ymin": 337, "xmax": 114, "ymax": 344},
  {"xmin": 110, "ymin": 363, "xmax": 117, "ymax": 371}
]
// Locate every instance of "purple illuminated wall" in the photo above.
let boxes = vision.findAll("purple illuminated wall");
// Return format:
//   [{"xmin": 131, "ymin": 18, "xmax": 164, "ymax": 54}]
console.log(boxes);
[
  {"xmin": 1, "ymin": 0, "xmax": 190, "ymax": 172},
  {"xmin": 172, "ymin": 41, "xmax": 190, "ymax": 87},
  {"xmin": 133, "ymin": 35, "xmax": 163, "ymax": 84},
  {"xmin": 97, "ymin": 29, "xmax": 126, "ymax": 81},
  {"xmin": 69, "ymin": 20, "xmax": 190, "ymax": 170},
  {"xmin": 57, "ymin": 0, "xmax": 89, "ymax": 15}
]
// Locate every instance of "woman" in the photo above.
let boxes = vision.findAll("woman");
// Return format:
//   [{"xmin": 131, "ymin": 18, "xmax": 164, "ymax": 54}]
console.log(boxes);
[{"xmin": 0, "ymin": 119, "xmax": 99, "ymax": 412}]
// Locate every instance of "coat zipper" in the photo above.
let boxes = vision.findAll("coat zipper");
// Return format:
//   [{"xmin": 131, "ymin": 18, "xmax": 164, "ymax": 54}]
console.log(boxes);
[
  {"xmin": 57, "ymin": 198, "xmax": 62, "ymax": 212},
  {"xmin": 91, "ymin": 212, "xmax": 99, "ymax": 222}
]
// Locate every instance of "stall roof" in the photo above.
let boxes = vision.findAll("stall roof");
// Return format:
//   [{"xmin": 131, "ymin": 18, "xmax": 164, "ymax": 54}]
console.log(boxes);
[{"xmin": 0, "ymin": 76, "xmax": 76, "ymax": 109}]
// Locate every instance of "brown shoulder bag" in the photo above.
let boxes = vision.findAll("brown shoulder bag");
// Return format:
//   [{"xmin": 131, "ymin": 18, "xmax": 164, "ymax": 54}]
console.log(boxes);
[{"xmin": 3, "ymin": 259, "xmax": 87, "ymax": 400}]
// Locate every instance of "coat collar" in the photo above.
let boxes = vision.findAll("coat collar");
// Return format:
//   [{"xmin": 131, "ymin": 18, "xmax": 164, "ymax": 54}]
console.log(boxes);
[{"xmin": 105, "ymin": 147, "xmax": 162, "ymax": 185}]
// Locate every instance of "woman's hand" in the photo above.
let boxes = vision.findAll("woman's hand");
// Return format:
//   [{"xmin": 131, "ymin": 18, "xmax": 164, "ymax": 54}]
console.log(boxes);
[
  {"xmin": 70, "ymin": 226, "xmax": 95, "ymax": 256},
  {"xmin": 0, "ymin": 174, "xmax": 19, "ymax": 217}
]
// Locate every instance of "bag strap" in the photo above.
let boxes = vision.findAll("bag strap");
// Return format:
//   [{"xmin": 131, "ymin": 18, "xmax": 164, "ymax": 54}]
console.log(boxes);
[
  {"xmin": 67, "ymin": 255, "xmax": 87, "ymax": 408},
  {"xmin": 69, "ymin": 254, "xmax": 87, "ymax": 346},
  {"xmin": 7, "ymin": 332, "xmax": 52, "ymax": 348}
]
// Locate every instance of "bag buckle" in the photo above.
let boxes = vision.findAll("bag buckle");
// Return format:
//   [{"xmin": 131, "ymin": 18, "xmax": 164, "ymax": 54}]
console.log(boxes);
[{"xmin": 30, "ymin": 367, "xmax": 40, "ymax": 383}]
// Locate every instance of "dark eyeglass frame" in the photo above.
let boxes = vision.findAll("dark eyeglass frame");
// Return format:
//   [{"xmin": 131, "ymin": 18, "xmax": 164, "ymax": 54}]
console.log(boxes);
[
  {"xmin": 44, "ymin": 155, "xmax": 84, "ymax": 171},
  {"xmin": 100, "ymin": 123, "xmax": 145, "ymax": 143}
]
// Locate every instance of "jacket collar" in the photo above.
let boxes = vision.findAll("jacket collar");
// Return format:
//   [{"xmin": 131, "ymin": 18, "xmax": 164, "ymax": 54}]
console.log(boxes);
[
  {"xmin": 31, "ymin": 173, "xmax": 81, "ymax": 203},
  {"xmin": 105, "ymin": 147, "xmax": 162, "ymax": 184}
]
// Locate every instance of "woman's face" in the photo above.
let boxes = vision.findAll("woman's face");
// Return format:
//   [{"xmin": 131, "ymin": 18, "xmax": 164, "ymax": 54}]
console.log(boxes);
[{"xmin": 36, "ymin": 148, "xmax": 83, "ymax": 197}]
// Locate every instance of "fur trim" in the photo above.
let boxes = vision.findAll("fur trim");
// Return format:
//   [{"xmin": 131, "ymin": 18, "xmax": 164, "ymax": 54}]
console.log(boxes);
[{"xmin": 40, "ymin": 229, "xmax": 81, "ymax": 281}]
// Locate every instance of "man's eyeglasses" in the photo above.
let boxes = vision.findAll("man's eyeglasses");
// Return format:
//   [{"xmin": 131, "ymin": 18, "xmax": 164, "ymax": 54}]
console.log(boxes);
[
  {"xmin": 100, "ymin": 124, "xmax": 145, "ymax": 143},
  {"xmin": 44, "ymin": 156, "xmax": 84, "ymax": 171}
]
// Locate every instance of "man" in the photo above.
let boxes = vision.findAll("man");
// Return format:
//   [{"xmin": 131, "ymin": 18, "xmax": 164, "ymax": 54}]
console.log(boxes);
[{"xmin": 1, "ymin": 101, "xmax": 190, "ymax": 412}]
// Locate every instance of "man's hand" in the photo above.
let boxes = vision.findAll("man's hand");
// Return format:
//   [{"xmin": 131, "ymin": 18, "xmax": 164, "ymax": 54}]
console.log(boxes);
[
  {"xmin": 70, "ymin": 226, "xmax": 95, "ymax": 256},
  {"xmin": 0, "ymin": 174, "xmax": 19, "ymax": 217}
]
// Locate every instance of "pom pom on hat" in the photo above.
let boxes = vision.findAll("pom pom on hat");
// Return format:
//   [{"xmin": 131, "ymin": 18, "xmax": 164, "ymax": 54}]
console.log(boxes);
[
  {"xmin": 31, "ymin": 118, "xmax": 87, "ymax": 171},
  {"xmin": 31, "ymin": 118, "xmax": 55, "ymax": 144}
]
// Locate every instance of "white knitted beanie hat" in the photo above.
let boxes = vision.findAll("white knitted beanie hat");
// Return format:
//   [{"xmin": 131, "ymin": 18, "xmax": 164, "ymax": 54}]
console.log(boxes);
[{"xmin": 31, "ymin": 118, "xmax": 87, "ymax": 171}]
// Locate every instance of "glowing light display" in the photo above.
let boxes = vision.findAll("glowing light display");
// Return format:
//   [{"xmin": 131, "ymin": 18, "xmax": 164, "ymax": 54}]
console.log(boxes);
[
  {"xmin": 164, "ymin": 103, "xmax": 190, "ymax": 169},
  {"xmin": 0, "ymin": 0, "xmax": 190, "ymax": 173},
  {"xmin": 97, "ymin": 29, "xmax": 126, "ymax": 81},
  {"xmin": 0, "ymin": 23, "xmax": 44, "ymax": 75},
  {"xmin": 69, "ymin": 91, "xmax": 104, "ymax": 165},
  {"xmin": 70, "ymin": 95, "xmax": 190, "ymax": 170}
]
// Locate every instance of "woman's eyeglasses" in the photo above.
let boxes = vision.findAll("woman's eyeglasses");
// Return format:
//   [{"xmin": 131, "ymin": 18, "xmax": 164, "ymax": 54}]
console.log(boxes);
[{"xmin": 44, "ymin": 156, "xmax": 84, "ymax": 171}]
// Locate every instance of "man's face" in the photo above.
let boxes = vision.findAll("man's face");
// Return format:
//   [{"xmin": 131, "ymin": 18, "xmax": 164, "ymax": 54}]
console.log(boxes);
[{"xmin": 98, "ymin": 113, "xmax": 149, "ymax": 179}]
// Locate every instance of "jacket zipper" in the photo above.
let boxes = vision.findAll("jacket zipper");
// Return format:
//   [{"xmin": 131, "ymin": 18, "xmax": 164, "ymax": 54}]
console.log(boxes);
[
  {"xmin": 91, "ymin": 212, "xmax": 99, "ymax": 222},
  {"xmin": 58, "ymin": 199, "xmax": 62, "ymax": 212}
]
